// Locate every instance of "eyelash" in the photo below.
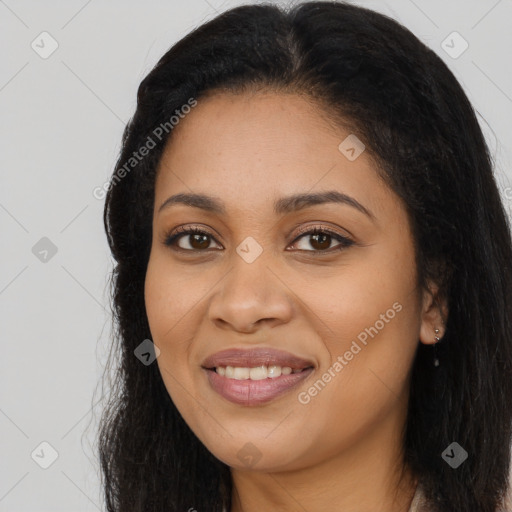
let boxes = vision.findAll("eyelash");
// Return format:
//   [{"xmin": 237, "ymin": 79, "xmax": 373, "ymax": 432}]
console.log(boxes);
[{"xmin": 163, "ymin": 225, "xmax": 355, "ymax": 254}]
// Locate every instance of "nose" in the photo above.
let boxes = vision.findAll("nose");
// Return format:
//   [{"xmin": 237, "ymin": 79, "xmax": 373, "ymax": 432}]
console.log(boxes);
[{"xmin": 207, "ymin": 253, "xmax": 294, "ymax": 334}]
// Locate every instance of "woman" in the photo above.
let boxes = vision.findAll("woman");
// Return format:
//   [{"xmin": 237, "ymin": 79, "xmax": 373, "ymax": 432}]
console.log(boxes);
[{"xmin": 98, "ymin": 2, "xmax": 512, "ymax": 511}]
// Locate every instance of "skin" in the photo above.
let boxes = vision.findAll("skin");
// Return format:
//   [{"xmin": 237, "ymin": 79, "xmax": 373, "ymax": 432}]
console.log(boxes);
[{"xmin": 144, "ymin": 90, "xmax": 447, "ymax": 512}]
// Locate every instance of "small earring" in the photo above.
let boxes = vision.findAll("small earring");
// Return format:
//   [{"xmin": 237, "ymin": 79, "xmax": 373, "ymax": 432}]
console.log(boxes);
[{"xmin": 433, "ymin": 328, "xmax": 441, "ymax": 367}]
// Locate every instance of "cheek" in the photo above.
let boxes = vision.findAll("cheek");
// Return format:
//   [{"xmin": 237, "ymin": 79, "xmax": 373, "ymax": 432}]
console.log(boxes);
[
  {"xmin": 300, "ymin": 244, "xmax": 418, "ymax": 347},
  {"xmin": 292, "ymin": 299, "xmax": 419, "ymax": 465},
  {"xmin": 144, "ymin": 252, "xmax": 204, "ymax": 341},
  {"xmin": 144, "ymin": 261, "xmax": 198, "ymax": 425},
  {"xmin": 144, "ymin": 256, "xmax": 196, "ymax": 377},
  {"xmin": 297, "ymin": 243, "xmax": 420, "ymax": 402},
  {"xmin": 144, "ymin": 252, "xmax": 221, "ymax": 418}
]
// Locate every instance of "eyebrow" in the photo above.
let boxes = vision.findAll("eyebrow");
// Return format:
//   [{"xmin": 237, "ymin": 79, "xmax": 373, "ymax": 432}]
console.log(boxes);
[{"xmin": 158, "ymin": 191, "xmax": 375, "ymax": 220}]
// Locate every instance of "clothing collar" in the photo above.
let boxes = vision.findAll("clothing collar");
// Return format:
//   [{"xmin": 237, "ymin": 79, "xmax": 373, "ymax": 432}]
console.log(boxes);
[{"xmin": 408, "ymin": 482, "xmax": 428, "ymax": 512}]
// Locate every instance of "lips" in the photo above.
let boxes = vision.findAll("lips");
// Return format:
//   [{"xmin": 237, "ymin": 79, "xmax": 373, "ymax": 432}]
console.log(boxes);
[
  {"xmin": 201, "ymin": 347, "xmax": 315, "ymax": 371},
  {"xmin": 205, "ymin": 366, "xmax": 314, "ymax": 406}
]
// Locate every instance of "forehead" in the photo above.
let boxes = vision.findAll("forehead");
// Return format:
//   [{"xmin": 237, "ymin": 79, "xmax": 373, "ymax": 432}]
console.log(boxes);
[{"xmin": 154, "ymin": 91, "xmax": 397, "ymax": 221}]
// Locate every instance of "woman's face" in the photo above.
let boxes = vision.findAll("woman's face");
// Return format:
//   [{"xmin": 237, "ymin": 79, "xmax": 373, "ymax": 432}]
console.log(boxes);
[{"xmin": 144, "ymin": 91, "xmax": 441, "ymax": 472}]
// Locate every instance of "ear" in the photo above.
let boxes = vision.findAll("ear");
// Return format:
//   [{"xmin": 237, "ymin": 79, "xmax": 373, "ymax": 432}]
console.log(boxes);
[{"xmin": 419, "ymin": 280, "xmax": 449, "ymax": 345}]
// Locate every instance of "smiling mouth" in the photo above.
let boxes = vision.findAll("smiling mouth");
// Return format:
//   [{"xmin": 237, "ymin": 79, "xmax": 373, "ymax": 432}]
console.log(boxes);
[
  {"xmin": 204, "ymin": 364, "xmax": 315, "ymax": 406},
  {"xmin": 206, "ymin": 365, "xmax": 314, "ymax": 380}
]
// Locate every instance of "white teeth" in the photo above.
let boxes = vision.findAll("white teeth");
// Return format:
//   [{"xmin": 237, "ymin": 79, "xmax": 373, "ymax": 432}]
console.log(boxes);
[
  {"xmin": 249, "ymin": 366, "xmax": 268, "ymax": 380},
  {"xmin": 215, "ymin": 365, "xmax": 303, "ymax": 380},
  {"xmin": 267, "ymin": 365, "xmax": 281, "ymax": 378},
  {"xmin": 233, "ymin": 367, "xmax": 250, "ymax": 380}
]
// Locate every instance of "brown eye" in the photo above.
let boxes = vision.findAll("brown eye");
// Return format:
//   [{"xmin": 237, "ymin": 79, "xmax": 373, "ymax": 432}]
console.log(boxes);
[
  {"xmin": 290, "ymin": 227, "xmax": 354, "ymax": 253},
  {"xmin": 164, "ymin": 227, "xmax": 222, "ymax": 251},
  {"xmin": 308, "ymin": 232, "xmax": 331, "ymax": 251},
  {"xmin": 187, "ymin": 233, "xmax": 211, "ymax": 250}
]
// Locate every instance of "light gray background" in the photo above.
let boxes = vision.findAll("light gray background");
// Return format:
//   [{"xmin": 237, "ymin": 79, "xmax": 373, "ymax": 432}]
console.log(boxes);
[{"xmin": 1, "ymin": 0, "xmax": 511, "ymax": 510}]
